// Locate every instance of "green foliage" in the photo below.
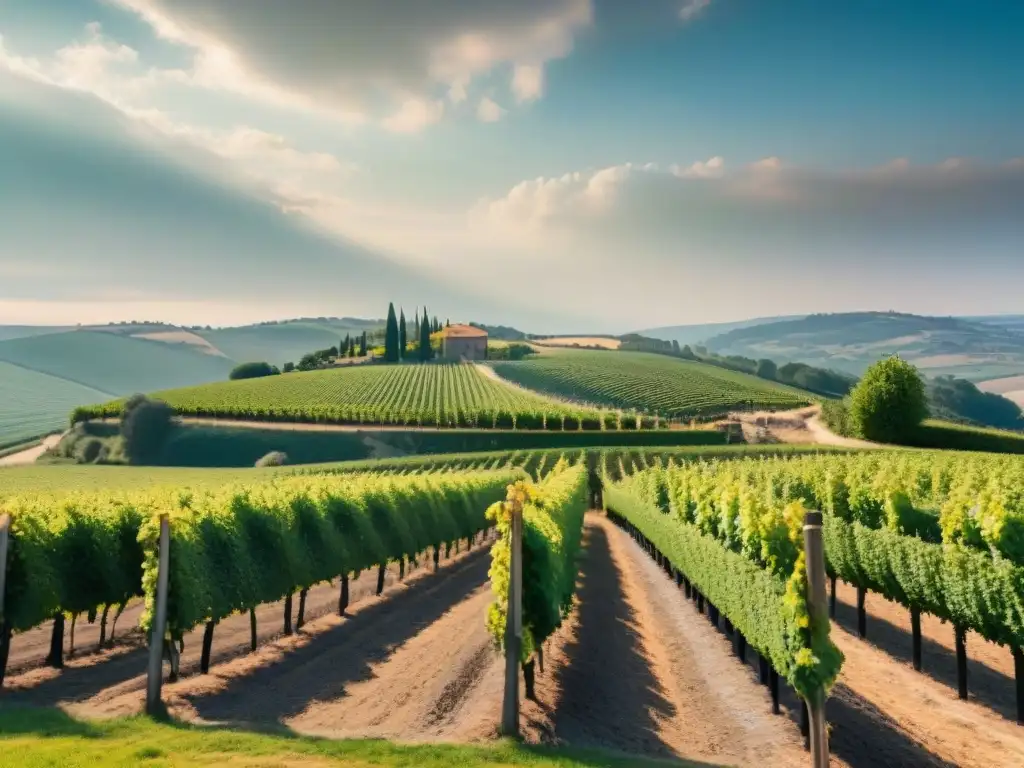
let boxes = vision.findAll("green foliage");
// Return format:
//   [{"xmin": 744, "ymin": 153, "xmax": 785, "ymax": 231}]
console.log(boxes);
[
  {"xmin": 2, "ymin": 492, "xmax": 145, "ymax": 632},
  {"xmin": 848, "ymin": 356, "xmax": 927, "ymax": 441},
  {"xmin": 487, "ymin": 461, "xmax": 588, "ymax": 662},
  {"xmin": 928, "ymin": 375, "xmax": 1022, "ymax": 430},
  {"xmin": 820, "ymin": 398, "xmax": 854, "ymax": 437},
  {"xmin": 492, "ymin": 350, "xmax": 811, "ymax": 421},
  {"xmin": 121, "ymin": 395, "xmax": 175, "ymax": 465},
  {"xmin": 229, "ymin": 362, "xmax": 280, "ymax": 380},
  {"xmin": 254, "ymin": 451, "xmax": 288, "ymax": 467},
  {"xmin": 134, "ymin": 470, "xmax": 519, "ymax": 636}
]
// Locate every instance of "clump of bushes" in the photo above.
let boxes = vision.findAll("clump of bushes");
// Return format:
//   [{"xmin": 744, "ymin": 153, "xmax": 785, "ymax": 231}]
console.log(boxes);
[
  {"xmin": 822, "ymin": 356, "xmax": 927, "ymax": 443},
  {"xmin": 255, "ymin": 451, "xmax": 289, "ymax": 467},
  {"xmin": 229, "ymin": 362, "xmax": 280, "ymax": 380}
]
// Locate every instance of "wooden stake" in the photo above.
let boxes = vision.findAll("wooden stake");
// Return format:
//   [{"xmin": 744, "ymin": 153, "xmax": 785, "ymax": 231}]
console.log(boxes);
[
  {"xmin": 829, "ymin": 576, "xmax": 837, "ymax": 619},
  {"xmin": 283, "ymin": 594, "xmax": 293, "ymax": 635},
  {"xmin": 501, "ymin": 493, "xmax": 523, "ymax": 737},
  {"xmin": 802, "ymin": 511, "xmax": 830, "ymax": 767},
  {"xmin": 1014, "ymin": 647, "xmax": 1024, "ymax": 725},
  {"xmin": 0, "ymin": 514, "xmax": 10, "ymax": 687},
  {"xmin": 296, "ymin": 588, "xmax": 308, "ymax": 630},
  {"xmin": 146, "ymin": 514, "xmax": 171, "ymax": 716},
  {"xmin": 249, "ymin": 608, "xmax": 257, "ymax": 652},
  {"xmin": 376, "ymin": 563, "xmax": 386, "ymax": 595}
]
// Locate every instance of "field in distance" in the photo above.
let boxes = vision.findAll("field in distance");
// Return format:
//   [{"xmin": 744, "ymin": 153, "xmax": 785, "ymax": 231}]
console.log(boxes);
[
  {"xmin": 531, "ymin": 336, "xmax": 621, "ymax": 350},
  {"xmin": 74, "ymin": 362, "xmax": 629, "ymax": 430},
  {"xmin": 491, "ymin": 349, "xmax": 812, "ymax": 419}
]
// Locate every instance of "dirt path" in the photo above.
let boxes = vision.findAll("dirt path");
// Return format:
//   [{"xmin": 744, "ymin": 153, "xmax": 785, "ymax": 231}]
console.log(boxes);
[
  {"xmin": 0, "ymin": 433, "xmax": 62, "ymax": 467},
  {"xmin": 827, "ymin": 580, "xmax": 1024, "ymax": 767},
  {"xmin": 732, "ymin": 406, "xmax": 877, "ymax": 449},
  {"xmin": 522, "ymin": 514, "xmax": 809, "ymax": 766},
  {"xmin": 2, "ymin": 538, "xmax": 492, "ymax": 716}
]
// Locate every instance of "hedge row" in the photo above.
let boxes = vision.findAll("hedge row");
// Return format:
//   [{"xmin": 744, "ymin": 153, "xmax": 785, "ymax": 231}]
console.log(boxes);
[{"xmin": 486, "ymin": 459, "xmax": 589, "ymax": 663}]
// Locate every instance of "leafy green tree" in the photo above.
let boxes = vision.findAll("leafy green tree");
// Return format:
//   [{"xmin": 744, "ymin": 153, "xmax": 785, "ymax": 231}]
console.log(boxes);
[
  {"xmin": 755, "ymin": 359, "xmax": 778, "ymax": 381},
  {"xmin": 399, "ymin": 309, "xmax": 408, "ymax": 359},
  {"xmin": 849, "ymin": 356, "xmax": 928, "ymax": 442},
  {"xmin": 121, "ymin": 395, "xmax": 175, "ymax": 465},
  {"xmin": 384, "ymin": 302, "xmax": 400, "ymax": 362}
]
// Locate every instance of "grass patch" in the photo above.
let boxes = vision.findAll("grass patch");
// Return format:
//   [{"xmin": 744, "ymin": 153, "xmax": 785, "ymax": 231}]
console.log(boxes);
[{"xmin": 0, "ymin": 706, "xmax": 699, "ymax": 768}]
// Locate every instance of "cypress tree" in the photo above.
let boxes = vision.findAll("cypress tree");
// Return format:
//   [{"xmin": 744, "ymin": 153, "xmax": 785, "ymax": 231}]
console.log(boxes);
[
  {"xmin": 419, "ymin": 312, "xmax": 432, "ymax": 361},
  {"xmin": 348, "ymin": 336, "xmax": 355, "ymax": 357},
  {"xmin": 359, "ymin": 331, "xmax": 368, "ymax": 357},
  {"xmin": 384, "ymin": 303, "xmax": 399, "ymax": 362},
  {"xmin": 399, "ymin": 309, "xmax": 408, "ymax": 359}
]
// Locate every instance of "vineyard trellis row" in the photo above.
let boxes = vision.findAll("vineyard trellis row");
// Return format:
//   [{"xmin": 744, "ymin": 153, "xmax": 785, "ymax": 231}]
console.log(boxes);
[
  {"xmin": 613, "ymin": 450, "xmax": 1024, "ymax": 722},
  {"xmin": 70, "ymin": 363, "xmax": 664, "ymax": 431},
  {"xmin": 0, "ymin": 466, "xmax": 523, "ymax": 685},
  {"xmin": 492, "ymin": 350, "xmax": 811, "ymax": 419}
]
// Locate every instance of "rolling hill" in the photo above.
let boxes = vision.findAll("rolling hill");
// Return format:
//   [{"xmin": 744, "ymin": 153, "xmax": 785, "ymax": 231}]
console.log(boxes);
[
  {"xmin": 0, "ymin": 361, "xmax": 109, "ymax": 448},
  {"xmin": 632, "ymin": 315, "xmax": 803, "ymax": 348},
  {"xmin": 705, "ymin": 312, "xmax": 1024, "ymax": 381},
  {"xmin": 196, "ymin": 318, "xmax": 382, "ymax": 367}
]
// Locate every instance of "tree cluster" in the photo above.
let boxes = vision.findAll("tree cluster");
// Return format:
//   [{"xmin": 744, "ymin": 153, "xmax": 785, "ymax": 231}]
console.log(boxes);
[{"xmin": 229, "ymin": 362, "xmax": 280, "ymax": 380}]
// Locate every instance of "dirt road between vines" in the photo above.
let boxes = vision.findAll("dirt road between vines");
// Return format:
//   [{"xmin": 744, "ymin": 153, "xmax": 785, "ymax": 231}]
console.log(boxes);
[
  {"xmin": 731, "ymin": 406, "xmax": 877, "ymax": 449},
  {"xmin": 0, "ymin": 434, "xmax": 62, "ymax": 467}
]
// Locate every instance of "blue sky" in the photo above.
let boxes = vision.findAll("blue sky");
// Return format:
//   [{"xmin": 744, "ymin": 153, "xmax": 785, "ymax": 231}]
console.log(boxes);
[{"xmin": 1, "ymin": 0, "xmax": 1021, "ymax": 332}]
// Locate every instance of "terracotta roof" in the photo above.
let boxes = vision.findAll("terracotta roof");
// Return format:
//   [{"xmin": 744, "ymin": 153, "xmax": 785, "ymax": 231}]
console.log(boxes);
[{"xmin": 440, "ymin": 324, "xmax": 488, "ymax": 338}]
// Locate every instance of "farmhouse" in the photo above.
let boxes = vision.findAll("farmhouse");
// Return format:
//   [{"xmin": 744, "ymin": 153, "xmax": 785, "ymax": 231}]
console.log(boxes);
[{"xmin": 440, "ymin": 324, "xmax": 488, "ymax": 361}]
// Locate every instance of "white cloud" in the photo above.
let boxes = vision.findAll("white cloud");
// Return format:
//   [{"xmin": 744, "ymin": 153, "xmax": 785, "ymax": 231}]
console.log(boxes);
[
  {"xmin": 108, "ymin": 0, "xmax": 593, "ymax": 122},
  {"xmin": 679, "ymin": 0, "xmax": 712, "ymax": 23},
  {"xmin": 671, "ymin": 155, "xmax": 724, "ymax": 178},
  {"xmin": 382, "ymin": 97, "xmax": 446, "ymax": 134},
  {"xmin": 476, "ymin": 96, "xmax": 506, "ymax": 122},
  {"xmin": 512, "ymin": 64, "xmax": 545, "ymax": 102}
]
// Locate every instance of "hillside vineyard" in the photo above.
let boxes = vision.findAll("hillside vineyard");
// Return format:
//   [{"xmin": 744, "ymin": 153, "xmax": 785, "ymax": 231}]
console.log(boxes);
[
  {"xmin": 492, "ymin": 351, "xmax": 811, "ymax": 419},
  {"xmin": 71, "ymin": 363, "xmax": 665, "ymax": 430}
]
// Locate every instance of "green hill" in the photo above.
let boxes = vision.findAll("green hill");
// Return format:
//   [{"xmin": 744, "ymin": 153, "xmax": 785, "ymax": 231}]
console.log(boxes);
[
  {"xmin": 0, "ymin": 361, "xmax": 109, "ymax": 448},
  {"xmin": 0, "ymin": 330, "xmax": 235, "ymax": 395},
  {"xmin": 197, "ymin": 318, "xmax": 382, "ymax": 367},
  {"xmin": 490, "ymin": 349, "xmax": 811, "ymax": 419}
]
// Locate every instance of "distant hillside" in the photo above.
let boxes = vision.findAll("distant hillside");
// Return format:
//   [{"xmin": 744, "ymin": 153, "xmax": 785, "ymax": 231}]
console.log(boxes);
[
  {"xmin": 0, "ymin": 361, "xmax": 110, "ymax": 448},
  {"xmin": 962, "ymin": 315, "xmax": 1024, "ymax": 333},
  {"xmin": 0, "ymin": 325, "xmax": 73, "ymax": 342},
  {"xmin": 0, "ymin": 330, "xmax": 235, "ymax": 395},
  {"xmin": 706, "ymin": 312, "xmax": 1024, "ymax": 381},
  {"xmin": 197, "ymin": 318, "xmax": 383, "ymax": 367},
  {"xmin": 632, "ymin": 315, "xmax": 802, "ymax": 348}
]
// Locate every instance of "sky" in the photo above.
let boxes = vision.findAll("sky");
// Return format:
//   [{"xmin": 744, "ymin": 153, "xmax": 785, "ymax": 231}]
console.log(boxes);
[{"xmin": 0, "ymin": 0, "xmax": 1022, "ymax": 333}]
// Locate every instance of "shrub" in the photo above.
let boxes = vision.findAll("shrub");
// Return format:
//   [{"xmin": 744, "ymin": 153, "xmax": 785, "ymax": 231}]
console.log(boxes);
[
  {"xmin": 255, "ymin": 451, "xmax": 289, "ymax": 467},
  {"xmin": 820, "ymin": 398, "xmax": 854, "ymax": 437},
  {"xmin": 230, "ymin": 362, "xmax": 280, "ymax": 380},
  {"xmin": 848, "ymin": 356, "xmax": 927, "ymax": 442},
  {"xmin": 121, "ymin": 395, "xmax": 175, "ymax": 465},
  {"xmin": 75, "ymin": 438, "xmax": 104, "ymax": 464}
]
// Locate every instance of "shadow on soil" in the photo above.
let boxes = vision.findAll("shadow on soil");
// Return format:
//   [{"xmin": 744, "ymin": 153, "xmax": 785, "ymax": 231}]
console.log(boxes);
[
  {"xmin": 541, "ymin": 523, "xmax": 682, "ymax": 761},
  {"xmin": 832, "ymin": 584, "xmax": 1016, "ymax": 722},
  {"xmin": 184, "ymin": 549, "xmax": 491, "ymax": 725}
]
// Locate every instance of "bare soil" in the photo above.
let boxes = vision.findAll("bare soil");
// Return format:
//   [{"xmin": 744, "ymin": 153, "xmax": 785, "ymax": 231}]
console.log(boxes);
[
  {"xmin": 0, "ymin": 433, "xmax": 62, "ymax": 467},
  {"xmin": 731, "ymin": 406, "xmax": 877, "ymax": 449}
]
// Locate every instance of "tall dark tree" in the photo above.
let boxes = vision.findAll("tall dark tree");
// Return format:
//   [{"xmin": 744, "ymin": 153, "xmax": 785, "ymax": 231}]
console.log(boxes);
[
  {"xmin": 446, "ymin": 318, "xmax": 450, "ymax": 328},
  {"xmin": 419, "ymin": 312, "xmax": 433, "ymax": 361},
  {"xmin": 384, "ymin": 303, "xmax": 400, "ymax": 362},
  {"xmin": 348, "ymin": 336, "xmax": 356, "ymax": 357},
  {"xmin": 358, "ymin": 331, "xmax": 368, "ymax": 357},
  {"xmin": 399, "ymin": 309, "xmax": 408, "ymax": 359}
]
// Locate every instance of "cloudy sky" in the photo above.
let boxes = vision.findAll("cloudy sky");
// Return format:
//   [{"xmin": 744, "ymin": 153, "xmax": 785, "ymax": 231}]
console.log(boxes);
[{"xmin": 1, "ymin": 0, "xmax": 1021, "ymax": 332}]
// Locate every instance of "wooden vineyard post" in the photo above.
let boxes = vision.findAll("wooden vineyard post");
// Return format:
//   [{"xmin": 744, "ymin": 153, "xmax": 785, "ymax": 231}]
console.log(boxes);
[
  {"xmin": 501, "ymin": 493, "xmax": 523, "ymax": 738},
  {"xmin": 802, "ymin": 511, "xmax": 830, "ymax": 767},
  {"xmin": 911, "ymin": 608, "xmax": 922, "ymax": 672},
  {"xmin": 0, "ymin": 513, "xmax": 10, "ymax": 686},
  {"xmin": 856, "ymin": 587, "xmax": 867, "ymax": 638},
  {"xmin": 1013, "ymin": 647, "xmax": 1024, "ymax": 724},
  {"xmin": 146, "ymin": 514, "xmax": 171, "ymax": 716}
]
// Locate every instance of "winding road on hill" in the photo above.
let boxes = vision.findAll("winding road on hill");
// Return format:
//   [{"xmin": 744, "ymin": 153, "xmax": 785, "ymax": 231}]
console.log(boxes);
[{"xmin": 0, "ymin": 434, "xmax": 63, "ymax": 467}]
